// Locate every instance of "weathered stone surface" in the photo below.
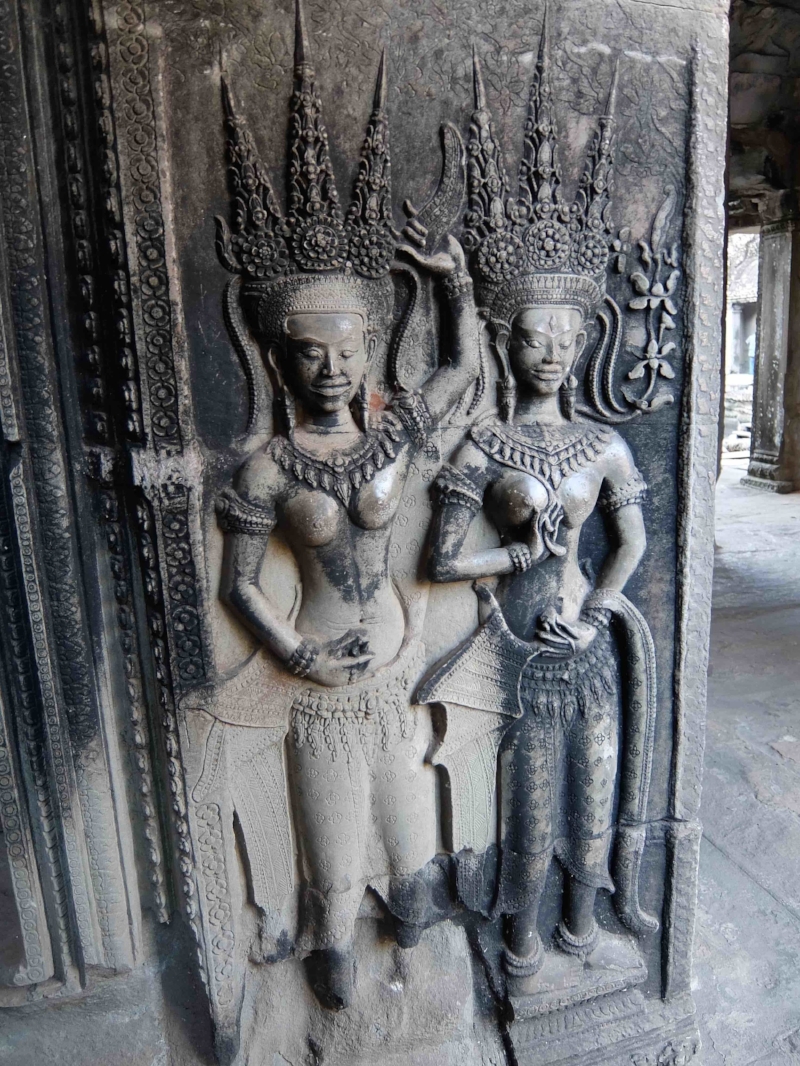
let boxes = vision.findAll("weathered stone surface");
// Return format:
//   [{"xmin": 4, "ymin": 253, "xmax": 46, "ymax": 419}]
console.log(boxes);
[{"xmin": 0, "ymin": 0, "xmax": 727, "ymax": 1061}]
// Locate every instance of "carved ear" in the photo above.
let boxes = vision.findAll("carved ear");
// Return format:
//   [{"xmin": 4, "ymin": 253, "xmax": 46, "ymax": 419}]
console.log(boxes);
[
  {"xmin": 366, "ymin": 332, "xmax": 379, "ymax": 364},
  {"xmin": 574, "ymin": 329, "xmax": 587, "ymax": 361},
  {"xmin": 265, "ymin": 344, "xmax": 285, "ymax": 388},
  {"xmin": 491, "ymin": 326, "xmax": 512, "ymax": 379}
]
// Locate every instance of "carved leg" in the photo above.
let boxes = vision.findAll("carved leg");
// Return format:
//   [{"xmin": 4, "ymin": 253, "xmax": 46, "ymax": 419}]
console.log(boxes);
[
  {"xmin": 496, "ymin": 712, "xmax": 555, "ymax": 970},
  {"xmin": 564, "ymin": 877, "xmax": 598, "ymax": 938},
  {"xmin": 557, "ymin": 873, "xmax": 642, "ymax": 972},
  {"xmin": 289, "ymin": 736, "xmax": 367, "ymax": 1010},
  {"xmin": 500, "ymin": 849, "xmax": 550, "ymax": 987},
  {"xmin": 376, "ymin": 717, "xmax": 437, "ymax": 946},
  {"xmin": 304, "ymin": 944, "xmax": 356, "ymax": 1011}
]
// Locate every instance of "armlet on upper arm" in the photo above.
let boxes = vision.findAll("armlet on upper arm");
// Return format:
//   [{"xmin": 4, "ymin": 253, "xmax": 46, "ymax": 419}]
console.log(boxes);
[
  {"xmin": 216, "ymin": 488, "xmax": 276, "ymax": 535},
  {"xmin": 598, "ymin": 469, "xmax": 648, "ymax": 514},
  {"xmin": 431, "ymin": 463, "xmax": 484, "ymax": 513},
  {"xmin": 392, "ymin": 386, "xmax": 434, "ymax": 450}
]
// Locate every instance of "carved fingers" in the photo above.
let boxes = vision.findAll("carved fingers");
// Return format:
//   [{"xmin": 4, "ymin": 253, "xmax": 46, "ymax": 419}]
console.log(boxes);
[
  {"xmin": 395, "ymin": 201, "xmax": 466, "ymax": 276},
  {"xmin": 305, "ymin": 628, "xmax": 374, "ymax": 686}
]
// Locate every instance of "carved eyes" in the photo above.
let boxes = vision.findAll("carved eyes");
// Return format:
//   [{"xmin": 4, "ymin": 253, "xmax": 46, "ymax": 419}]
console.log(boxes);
[
  {"xmin": 522, "ymin": 338, "xmax": 573, "ymax": 353},
  {"xmin": 298, "ymin": 346, "xmax": 358, "ymax": 360}
]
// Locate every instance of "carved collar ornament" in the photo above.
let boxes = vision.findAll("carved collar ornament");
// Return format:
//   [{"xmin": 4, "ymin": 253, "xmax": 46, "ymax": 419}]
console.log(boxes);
[
  {"xmin": 215, "ymin": 0, "xmax": 396, "ymax": 343},
  {"xmin": 464, "ymin": 10, "xmax": 618, "ymax": 327},
  {"xmin": 267, "ymin": 413, "xmax": 405, "ymax": 506},
  {"xmin": 271, "ymin": 390, "xmax": 431, "ymax": 498},
  {"xmin": 470, "ymin": 417, "xmax": 614, "ymax": 490},
  {"xmin": 216, "ymin": 392, "xmax": 433, "ymax": 527}
]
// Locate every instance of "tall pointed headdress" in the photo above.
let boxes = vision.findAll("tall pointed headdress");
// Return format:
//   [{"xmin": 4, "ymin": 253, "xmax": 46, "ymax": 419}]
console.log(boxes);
[
  {"xmin": 463, "ymin": 11, "xmax": 619, "ymax": 328},
  {"xmin": 216, "ymin": 0, "xmax": 395, "ymax": 341}
]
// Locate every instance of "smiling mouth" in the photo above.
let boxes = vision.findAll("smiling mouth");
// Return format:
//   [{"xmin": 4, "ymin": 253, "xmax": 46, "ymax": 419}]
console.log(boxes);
[{"xmin": 311, "ymin": 379, "xmax": 351, "ymax": 397}]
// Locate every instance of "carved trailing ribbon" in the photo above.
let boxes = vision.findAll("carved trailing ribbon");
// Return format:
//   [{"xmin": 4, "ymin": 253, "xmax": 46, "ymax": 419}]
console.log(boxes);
[{"xmin": 584, "ymin": 587, "xmax": 659, "ymax": 936}]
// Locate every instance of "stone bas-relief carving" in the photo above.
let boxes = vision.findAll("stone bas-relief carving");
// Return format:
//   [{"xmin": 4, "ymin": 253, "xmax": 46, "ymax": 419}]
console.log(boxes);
[
  {"xmin": 0, "ymin": 0, "xmax": 726, "ymax": 1063},
  {"xmin": 419, "ymin": 25, "xmax": 658, "ymax": 1005},
  {"xmin": 183, "ymin": 0, "xmax": 479, "ymax": 1024}
]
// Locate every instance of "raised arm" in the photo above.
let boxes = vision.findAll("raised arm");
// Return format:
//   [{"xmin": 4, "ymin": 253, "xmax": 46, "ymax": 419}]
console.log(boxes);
[
  {"xmin": 398, "ymin": 234, "xmax": 481, "ymax": 423},
  {"xmin": 427, "ymin": 441, "xmax": 532, "ymax": 582},
  {"xmin": 595, "ymin": 436, "xmax": 648, "ymax": 592}
]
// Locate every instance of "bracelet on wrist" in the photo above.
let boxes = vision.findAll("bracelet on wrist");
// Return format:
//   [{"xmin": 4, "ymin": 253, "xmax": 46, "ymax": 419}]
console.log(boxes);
[
  {"xmin": 441, "ymin": 270, "xmax": 473, "ymax": 299},
  {"xmin": 287, "ymin": 638, "xmax": 319, "ymax": 678},
  {"xmin": 507, "ymin": 543, "xmax": 533, "ymax": 573},
  {"xmin": 581, "ymin": 606, "xmax": 612, "ymax": 629}
]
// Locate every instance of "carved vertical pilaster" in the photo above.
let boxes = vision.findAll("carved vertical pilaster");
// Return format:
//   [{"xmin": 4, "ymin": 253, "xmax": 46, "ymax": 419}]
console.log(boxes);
[
  {"xmin": 743, "ymin": 216, "xmax": 795, "ymax": 492},
  {"xmin": 0, "ymin": 0, "xmax": 139, "ymax": 979}
]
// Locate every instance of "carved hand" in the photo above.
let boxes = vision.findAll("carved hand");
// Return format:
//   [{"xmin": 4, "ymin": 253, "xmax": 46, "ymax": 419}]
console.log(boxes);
[
  {"xmin": 304, "ymin": 628, "xmax": 374, "ymax": 687},
  {"xmin": 531, "ymin": 608, "xmax": 598, "ymax": 659},
  {"xmin": 396, "ymin": 201, "xmax": 467, "ymax": 277}
]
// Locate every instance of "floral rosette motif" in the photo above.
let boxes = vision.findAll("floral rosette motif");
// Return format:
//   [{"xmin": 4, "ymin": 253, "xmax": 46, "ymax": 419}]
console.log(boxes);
[
  {"xmin": 349, "ymin": 224, "xmax": 394, "ymax": 278},
  {"xmin": 234, "ymin": 232, "xmax": 291, "ymax": 278},
  {"xmin": 524, "ymin": 219, "xmax": 570, "ymax": 270},
  {"xmin": 291, "ymin": 217, "xmax": 348, "ymax": 272},
  {"xmin": 476, "ymin": 230, "xmax": 525, "ymax": 283},
  {"xmin": 572, "ymin": 232, "xmax": 609, "ymax": 276}
]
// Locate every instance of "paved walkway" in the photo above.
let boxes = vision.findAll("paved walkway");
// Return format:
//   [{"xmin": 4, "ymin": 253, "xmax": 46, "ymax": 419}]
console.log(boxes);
[{"xmin": 694, "ymin": 459, "xmax": 800, "ymax": 1065}]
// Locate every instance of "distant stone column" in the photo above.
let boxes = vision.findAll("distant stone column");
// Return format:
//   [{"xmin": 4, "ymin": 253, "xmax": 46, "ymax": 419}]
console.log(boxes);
[{"xmin": 744, "ymin": 215, "xmax": 797, "ymax": 491}]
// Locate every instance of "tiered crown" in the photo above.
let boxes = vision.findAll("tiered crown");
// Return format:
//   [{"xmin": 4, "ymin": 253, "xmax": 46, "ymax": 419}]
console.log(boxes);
[
  {"xmin": 215, "ymin": 0, "xmax": 396, "ymax": 340},
  {"xmin": 463, "ymin": 11, "xmax": 619, "ymax": 327}
]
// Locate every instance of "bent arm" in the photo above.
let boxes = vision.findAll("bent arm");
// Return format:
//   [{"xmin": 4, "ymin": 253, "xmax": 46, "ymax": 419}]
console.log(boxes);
[
  {"xmin": 420, "ymin": 275, "xmax": 481, "ymax": 423},
  {"xmin": 427, "ymin": 442, "xmax": 528, "ymax": 582},
  {"xmin": 596, "ymin": 503, "xmax": 646, "ymax": 591},
  {"xmin": 221, "ymin": 531, "xmax": 304, "ymax": 662},
  {"xmin": 595, "ymin": 435, "xmax": 648, "ymax": 592},
  {"xmin": 428, "ymin": 500, "xmax": 519, "ymax": 582}
]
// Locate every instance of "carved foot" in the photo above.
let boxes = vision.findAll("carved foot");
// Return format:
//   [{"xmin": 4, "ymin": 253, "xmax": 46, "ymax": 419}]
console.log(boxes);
[
  {"xmin": 395, "ymin": 920, "xmax": 424, "ymax": 948},
  {"xmin": 506, "ymin": 948, "xmax": 582, "ymax": 998},
  {"xmin": 555, "ymin": 920, "xmax": 642, "ymax": 973},
  {"xmin": 583, "ymin": 929, "xmax": 642, "ymax": 972},
  {"xmin": 304, "ymin": 946, "xmax": 355, "ymax": 1011},
  {"xmin": 503, "ymin": 933, "xmax": 544, "ymax": 996}
]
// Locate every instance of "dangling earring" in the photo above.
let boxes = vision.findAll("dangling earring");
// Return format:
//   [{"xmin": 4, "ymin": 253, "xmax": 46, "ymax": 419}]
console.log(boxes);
[
  {"xmin": 498, "ymin": 376, "xmax": 516, "ymax": 424},
  {"xmin": 353, "ymin": 378, "xmax": 370, "ymax": 432},
  {"xmin": 278, "ymin": 382, "xmax": 296, "ymax": 440},
  {"xmin": 559, "ymin": 374, "xmax": 578, "ymax": 421}
]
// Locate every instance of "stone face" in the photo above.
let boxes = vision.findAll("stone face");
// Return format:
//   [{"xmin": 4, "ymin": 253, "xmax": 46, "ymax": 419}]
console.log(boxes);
[{"xmin": 0, "ymin": 0, "xmax": 726, "ymax": 1063}]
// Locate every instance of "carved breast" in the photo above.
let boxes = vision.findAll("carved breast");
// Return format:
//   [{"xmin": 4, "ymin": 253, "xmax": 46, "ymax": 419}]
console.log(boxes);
[
  {"xmin": 282, "ymin": 490, "xmax": 341, "ymax": 547},
  {"xmin": 487, "ymin": 471, "xmax": 550, "ymax": 530},
  {"xmin": 348, "ymin": 463, "xmax": 404, "ymax": 530},
  {"xmin": 280, "ymin": 463, "xmax": 404, "ymax": 545}
]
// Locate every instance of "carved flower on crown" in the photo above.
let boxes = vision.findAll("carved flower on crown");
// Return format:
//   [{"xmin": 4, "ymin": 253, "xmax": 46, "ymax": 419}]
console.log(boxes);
[
  {"xmin": 524, "ymin": 219, "xmax": 570, "ymax": 269},
  {"xmin": 349, "ymin": 224, "xmax": 393, "ymax": 278},
  {"xmin": 292, "ymin": 218, "xmax": 347, "ymax": 271},
  {"xmin": 476, "ymin": 231, "xmax": 525, "ymax": 282},
  {"xmin": 235, "ymin": 233, "xmax": 289, "ymax": 278},
  {"xmin": 573, "ymin": 232, "xmax": 609, "ymax": 276}
]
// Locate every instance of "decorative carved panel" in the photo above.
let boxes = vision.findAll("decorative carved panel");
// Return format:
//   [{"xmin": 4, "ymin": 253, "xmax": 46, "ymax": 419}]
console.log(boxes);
[{"xmin": 0, "ymin": 0, "xmax": 726, "ymax": 1062}]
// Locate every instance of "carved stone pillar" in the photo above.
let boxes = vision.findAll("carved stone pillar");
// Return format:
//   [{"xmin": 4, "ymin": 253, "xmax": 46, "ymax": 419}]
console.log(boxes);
[
  {"xmin": 743, "ymin": 214, "xmax": 798, "ymax": 492},
  {"xmin": 0, "ymin": 0, "xmax": 727, "ymax": 1063}
]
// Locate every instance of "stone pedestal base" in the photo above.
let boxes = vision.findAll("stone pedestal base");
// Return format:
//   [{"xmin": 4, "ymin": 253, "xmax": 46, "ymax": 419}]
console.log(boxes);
[
  {"xmin": 507, "ymin": 990, "xmax": 700, "ymax": 1066},
  {"xmin": 742, "ymin": 460, "xmax": 795, "ymax": 493},
  {"xmin": 741, "ymin": 475, "xmax": 794, "ymax": 493}
]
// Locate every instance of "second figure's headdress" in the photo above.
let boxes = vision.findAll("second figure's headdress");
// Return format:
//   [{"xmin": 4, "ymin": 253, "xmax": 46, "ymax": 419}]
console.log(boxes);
[
  {"xmin": 463, "ymin": 11, "xmax": 619, "ymax": 328},
  {"xmin": 216, "ymin": 0, "xmax": 395, "ymax": 342}
]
